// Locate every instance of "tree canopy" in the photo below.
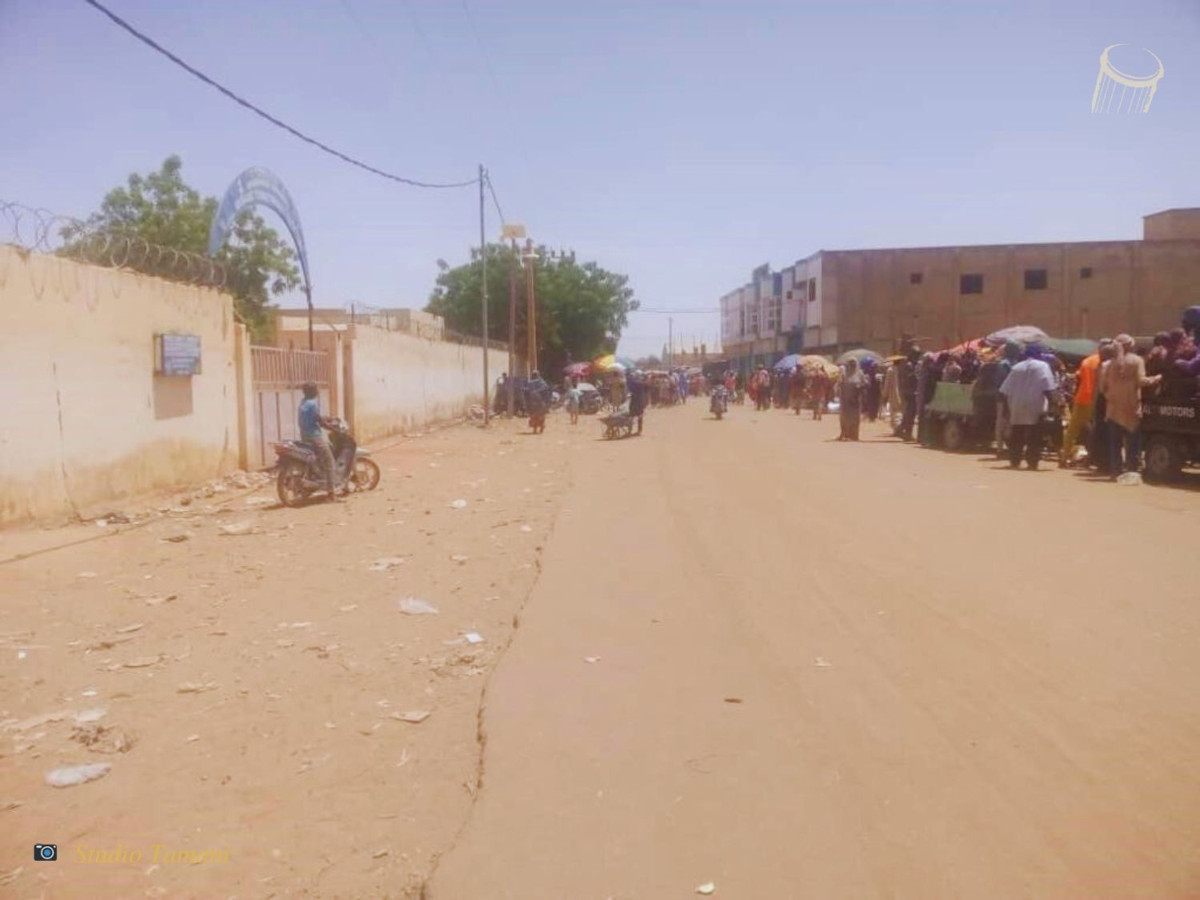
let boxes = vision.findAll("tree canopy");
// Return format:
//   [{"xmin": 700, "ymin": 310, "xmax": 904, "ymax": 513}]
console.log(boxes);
[
  {"xmin": 426, "ymin": 244, "xmax": 638, "ymax": 377},
  {"xmin": 62, "ymin": 156, "xmax": 300, "ymax": 339}
]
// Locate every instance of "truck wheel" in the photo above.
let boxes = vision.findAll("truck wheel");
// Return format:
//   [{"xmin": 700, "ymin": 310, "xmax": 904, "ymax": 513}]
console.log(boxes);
[
  {"xmin": 942, "ymin": 419, "xmax": 966, "ymax": 452},
  {"xmin": 1144, "ymin": 435, "xmax": 1184, "ymax": 482}
]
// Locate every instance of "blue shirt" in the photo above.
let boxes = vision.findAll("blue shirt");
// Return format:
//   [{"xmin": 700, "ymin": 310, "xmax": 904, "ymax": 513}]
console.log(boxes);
[{"xmin": 298, "ymin": 397, "xmax": 322, "ymax": 438}]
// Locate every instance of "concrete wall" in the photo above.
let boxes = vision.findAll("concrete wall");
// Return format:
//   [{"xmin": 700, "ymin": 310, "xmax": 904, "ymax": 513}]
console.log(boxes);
[
  {"xmin": 0, "ymin": 246, "xmax": 241, "ymax": 525},
  {"xmin": 1144, "ymin": 210, "xmax": 1200, "ymax": 242},
  {"xmin": 344, "ymin": 323, "xmax": 508, "ymax": 444}
]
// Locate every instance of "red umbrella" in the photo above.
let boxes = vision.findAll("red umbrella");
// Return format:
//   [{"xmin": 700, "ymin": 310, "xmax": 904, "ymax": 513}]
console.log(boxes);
[
  {"xmin": 946, "ymin": 338, "xmax": 984, "ymax": 355},
  {"xmin": 564, "ymin": 362, "xmax": 591, "ymax": 377}
]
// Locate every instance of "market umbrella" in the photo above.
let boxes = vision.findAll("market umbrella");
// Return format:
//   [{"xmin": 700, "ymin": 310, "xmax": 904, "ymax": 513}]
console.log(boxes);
[
  {"xmin": 945, "ymin": 338, "xmax": 984, "ymax": 355},
  {"xmin": 798, "ymin": 355, "xmax": 841, "ymax": 379},
  {"xmin": 594, "ymin": 354, "xmax": 635, "ymax": 372},
  {"xmin": 984, "ymin": 325, "xmax": 1048, "ymax": 347},
  {"xmin": 836, "ymin": 348, "xmax": 884, "ymax": 366},
  {"xmin": 773, "ymin": 353, "xmax": 803, "ymax": 371},
  {"xmin": 563, "ymin": 362, "xmax": 591, "ymax": 377},
  {"xmin": 1042, "ymin": 337, "xmax": 1099, "ymax": 363}
]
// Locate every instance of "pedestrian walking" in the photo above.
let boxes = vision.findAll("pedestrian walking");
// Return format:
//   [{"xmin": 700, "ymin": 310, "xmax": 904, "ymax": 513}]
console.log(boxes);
[
  {"xmin": 628, "ymin": 371, "xmax": 649, "ymax": 435},
  {"xmin": 565, "ymin": 379, "xmax": 581, "ymax": 425},
  {"xmin": 993, "ymin": 341, "xmax": 1022, "ymax": 456},
  {"xmin": 790, "ymin": 367, "xmax": 807, "ymax": 415},
  {"xmin": 811, "ymin": 368, "xmax": 829, "ymax": 420},
  {"xmin": 838, "ymin": 359, "xmax": 867, "ymax": 441},
  {"xmin": 863, "ymin": 359, "xmax": 881, "ymax": 422},
  {"xmin": 897, "ymin": 350, "xmax": 919, "ymax": 440},
  {"xmin": 998, "ymin": 344, "xmax": 1058, "ymax": 470},
  {"xmin": 1099, "ymin": 334, "xmax": 1161, "ymax": 479},
  {"xmin": 1060, "ymin": 340, "xmax": 1109, "ymax": 467},
  {"xmin": 753, "ymin": 365, "xmax": 772, "ymax": 411}
]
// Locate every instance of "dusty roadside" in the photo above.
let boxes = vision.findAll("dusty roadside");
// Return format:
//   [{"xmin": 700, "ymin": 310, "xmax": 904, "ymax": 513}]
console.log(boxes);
[{"xmin": 0, "ymin": 415, "xmax": 580, "ymax": 898}]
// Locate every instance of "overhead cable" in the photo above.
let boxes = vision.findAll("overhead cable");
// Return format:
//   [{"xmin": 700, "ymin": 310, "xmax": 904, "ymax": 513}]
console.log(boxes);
[{"xmin": 81, "ymin": 0, "xmax": 479, "ymax": 189}]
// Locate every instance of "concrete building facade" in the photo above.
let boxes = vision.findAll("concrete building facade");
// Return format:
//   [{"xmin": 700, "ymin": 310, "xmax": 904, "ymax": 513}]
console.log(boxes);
[{"xmin": 719, "ymin": 208, "xmax": 1200, "ymax": 371}]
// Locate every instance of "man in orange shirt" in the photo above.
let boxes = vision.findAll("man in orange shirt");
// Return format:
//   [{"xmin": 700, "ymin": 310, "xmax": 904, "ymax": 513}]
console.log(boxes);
[{"xmin": 1060, "ymin": 339, "xmax": 1110, "ymax": 467}]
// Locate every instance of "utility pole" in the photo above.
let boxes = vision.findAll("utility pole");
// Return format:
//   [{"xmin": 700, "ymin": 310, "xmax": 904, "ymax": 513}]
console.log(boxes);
[
  {"xmin": 479, "ymin": 164, "xmax": 490, "ymax": 426},
  {"xmin": 524, "ymin": 238, "xmax": 538, "ymax": 374},
  {"xmin": 668, "ymin": 317, "xmax": 673, "ymax": 369},
  {"xmin": 507, "ymin": 241, "xmax": 517, "ymax": 415},
  {"xmin": 500, "ymin": 223, "xmax": 527, "ymax": 416}
]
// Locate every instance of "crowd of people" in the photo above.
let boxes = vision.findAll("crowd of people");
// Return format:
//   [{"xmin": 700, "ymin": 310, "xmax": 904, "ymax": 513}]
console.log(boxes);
[
  {"xmin": 699, "ymin": 305, "xmax": 1200, "ymax": 479},
  {"xmin": 490, "ymin": 306, "xmax": 1200, "ymax": 483}
]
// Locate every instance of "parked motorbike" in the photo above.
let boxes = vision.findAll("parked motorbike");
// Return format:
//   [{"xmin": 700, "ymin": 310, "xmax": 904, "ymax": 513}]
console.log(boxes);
[
  {"xmin": 274, "ymin": 419, "xmax": 380, "ymax": 507},
  {"xmin": 710, "ymin": 385, "xmax": 729, "ymax": 420}
]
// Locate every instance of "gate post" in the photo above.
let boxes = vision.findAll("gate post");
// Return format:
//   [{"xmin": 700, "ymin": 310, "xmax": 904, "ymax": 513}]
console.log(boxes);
[
  {"xmin": 233, "ymin": 325, "xmax": 260, "ymax": 469},
  {"xmin": 331, "ymin": 335, "xmax": 345, "ymax": 421}
]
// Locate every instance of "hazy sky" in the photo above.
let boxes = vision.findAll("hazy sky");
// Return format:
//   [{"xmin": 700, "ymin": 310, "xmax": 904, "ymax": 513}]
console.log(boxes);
[{"xmin": 1, "ymin": 0, "xmax": 1196, "ymax": 358}]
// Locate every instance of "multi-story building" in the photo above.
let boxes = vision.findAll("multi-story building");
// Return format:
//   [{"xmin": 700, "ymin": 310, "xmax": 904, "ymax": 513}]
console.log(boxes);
[{"xmin": 720, "ymin": 208, "xmax": 1200, "ymax": 372}]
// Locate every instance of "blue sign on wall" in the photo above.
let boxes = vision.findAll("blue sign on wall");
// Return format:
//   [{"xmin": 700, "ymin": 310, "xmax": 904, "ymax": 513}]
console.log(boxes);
[{"xmin": 156, "ymin": 333, "xmax": 202, "ymax": 376}]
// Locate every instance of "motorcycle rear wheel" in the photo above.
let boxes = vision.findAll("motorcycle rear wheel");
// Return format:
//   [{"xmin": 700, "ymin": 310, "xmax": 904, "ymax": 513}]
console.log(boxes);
[
  {"xmin": 351, "ymin": 458, "xmax": 381, "ymax": 491},
  {"xmin": 277, "ymin": 461, "xmax": 311, "ymax": 508}
]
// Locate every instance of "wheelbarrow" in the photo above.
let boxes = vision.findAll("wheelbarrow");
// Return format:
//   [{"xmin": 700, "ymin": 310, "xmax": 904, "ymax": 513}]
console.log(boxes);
[{"xmin": 599, "ymin": 413, "xmax": 635, "ymax": 439}]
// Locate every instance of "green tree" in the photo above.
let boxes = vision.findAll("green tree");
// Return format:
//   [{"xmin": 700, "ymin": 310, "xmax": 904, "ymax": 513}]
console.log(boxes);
[
  {"xmin": 61, "ymin": 156, "xmax": 300, "ymax": 339},
  {"xmin": 426, "ymin": 244, "xmax": 638, "ymax": 377}
]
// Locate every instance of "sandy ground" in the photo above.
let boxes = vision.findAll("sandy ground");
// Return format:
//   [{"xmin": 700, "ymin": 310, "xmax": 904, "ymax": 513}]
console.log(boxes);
[
  {"xmin": 3, "ymin": 403, "xmax": 1200, "ymax": 898},
  {"xmin": 1, "ymin": 418, "xmax": 571, "ymax": 898}
]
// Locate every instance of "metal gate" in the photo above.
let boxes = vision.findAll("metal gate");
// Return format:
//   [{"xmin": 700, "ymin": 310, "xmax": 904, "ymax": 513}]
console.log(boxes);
[{"xmin": 251, "ymin": 347, "xmax": 332, "ymax": 465}]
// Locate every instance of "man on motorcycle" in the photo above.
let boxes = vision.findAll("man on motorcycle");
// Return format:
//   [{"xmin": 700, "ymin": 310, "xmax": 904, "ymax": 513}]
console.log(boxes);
[{"xmin": 298, "ymin": 382, "xmax": 340, "ymax": 501}]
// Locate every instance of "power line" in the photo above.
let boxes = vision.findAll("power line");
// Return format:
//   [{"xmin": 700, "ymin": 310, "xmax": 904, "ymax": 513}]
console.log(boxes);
[
  {"xmin": 82, "ymin": 0, "xmax": 478, "ymax": 190},
  {"xmin": 485, "ymin": 173, "xmax": 507, "ymax": 228},
  {"xmin": 459, "ymin": 0, "xmax": 536, "ymax": 176},
  {"xmin": 634, "ymin": 308, "xmax": 720, "ymax": 314},
  {"xmin": 399, "ymin": 0, "xmax": 435, "ymax": 61}
]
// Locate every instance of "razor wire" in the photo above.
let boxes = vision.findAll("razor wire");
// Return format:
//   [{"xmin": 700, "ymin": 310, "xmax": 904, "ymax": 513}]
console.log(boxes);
[{"xmin": 0, "ymin": 200, "xmax": 227, "ymax": 288}]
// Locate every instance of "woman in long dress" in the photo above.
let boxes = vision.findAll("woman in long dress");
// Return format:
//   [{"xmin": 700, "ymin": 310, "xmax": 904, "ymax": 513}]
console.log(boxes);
[{"xmin": 838, "ymin": 359, "xmax": 867, "ymax": 441}]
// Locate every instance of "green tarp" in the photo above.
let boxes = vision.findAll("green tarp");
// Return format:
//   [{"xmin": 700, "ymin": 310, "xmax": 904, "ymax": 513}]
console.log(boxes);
[
  {"xmin": 1042, "ymin": 337, "xmax": 1099, "ymax": 362},
  {"xmin": 927, "ymin": 382, "xmax": 975, "ymax": 417}
]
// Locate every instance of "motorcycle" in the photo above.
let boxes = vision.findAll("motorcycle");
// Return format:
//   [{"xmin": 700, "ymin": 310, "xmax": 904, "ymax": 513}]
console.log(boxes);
[
  {"xmin": 274, "ymin": 418, "xmax": 381, "ymax": 507},
  {"xmin": 710, "ymin": 385, "xmax": 729, "ymax": 420}
]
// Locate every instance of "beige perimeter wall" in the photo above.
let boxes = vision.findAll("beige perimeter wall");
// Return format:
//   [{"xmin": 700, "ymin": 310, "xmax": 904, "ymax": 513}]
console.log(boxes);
[
  {"xmin": 0, "ymin": 246, "xmax": 241, "ymax": 525},
  {"xmin": 345, "ymin": 324, "xmax": 508, "ymax": 444}
]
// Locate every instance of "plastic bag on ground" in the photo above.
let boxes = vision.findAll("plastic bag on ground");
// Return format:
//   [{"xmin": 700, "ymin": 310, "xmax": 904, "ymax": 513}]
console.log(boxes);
[
  {"xmin": 45, "ymin": 763, "xmax": 112, "ymax": 788},
  {"xmin": 398, "ymin": 598, "xmax": 439, "ymax": 615}
]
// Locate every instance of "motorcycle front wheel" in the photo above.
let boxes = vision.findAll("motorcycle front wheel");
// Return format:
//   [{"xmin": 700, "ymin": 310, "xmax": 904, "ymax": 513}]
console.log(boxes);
[
  {"xmin": 277, "ymin": 461, "xmax": 311, "ymax": 507},
  {"xmin": 351, "ymin": 458, "xmax": 381, "ymax": 491}
]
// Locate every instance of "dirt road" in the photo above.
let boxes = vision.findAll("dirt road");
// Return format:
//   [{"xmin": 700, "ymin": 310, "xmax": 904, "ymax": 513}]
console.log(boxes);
[
  {"xmin": 3, "ymin": 405, "xmax": 1199, "ymax": 898},
  {"xmin": 429, "ymin": 405, "xmax": 1200, "ymax": 899}
]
